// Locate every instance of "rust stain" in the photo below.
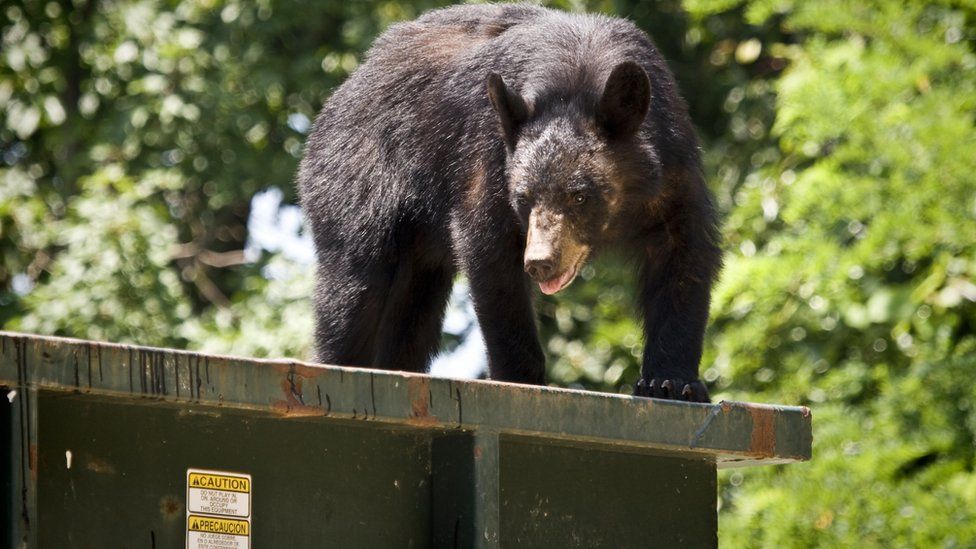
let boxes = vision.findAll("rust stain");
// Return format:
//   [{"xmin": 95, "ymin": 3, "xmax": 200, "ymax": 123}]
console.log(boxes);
[
  {"xmin": 280, "ymin": 377, "xmax": 304, "ymax": 408},
  {"xmin": 720, "ymin": 400, "xmax": 732, "ymax": 414},
  {"xmin": 270, "ymin": 360, "xmax": 324, "ymax": 380},
  {"xmin": 270, "ymin": 400, "xmax": 326, "ymax": 417},
  {"xmin": 748, "ymin": 406, "xmax": 777, "ymax": 458},
  {"xmin": 160, "ymin": 496, "xmax": 182, "ymax": 519},
  {"xmin": 406, "ymin": 376, "xmax": 439, "ymax": 426},
  {"xmin": 276, "ymin": 363, "xmax": 319, "ymax": 412},
  {"xmin": 474, "ymin": 446, "xmax": 483, "ymax": 459},
  {"xmin": 272, "ymin": 363, "xmax": 332, "ymax": 417}
]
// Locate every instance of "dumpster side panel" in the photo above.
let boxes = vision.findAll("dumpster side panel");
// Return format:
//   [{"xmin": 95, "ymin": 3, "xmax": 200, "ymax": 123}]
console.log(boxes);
[
  {"xmin": 2, "ymin": 385, "xmax": 14, "ymax": 549},
  {"xmin": 36, "ymin": 394, "xmax": 431, "ymax": 548},
  {"xmin": 499, "ymin": 436, "xmax": 717, "ymax": 548},
  {"xmin": 2, "ymin": 384, "xmax": 37, "ymax": 549}
]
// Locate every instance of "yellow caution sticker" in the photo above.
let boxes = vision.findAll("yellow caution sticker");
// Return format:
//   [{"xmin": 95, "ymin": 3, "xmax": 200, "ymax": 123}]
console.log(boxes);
[
  {"xmin": 187, "ymin": 468, "xmax": 251, "ymax": 518},
  {"xmin": 186, "ymin": 468, "xmax": 252, "ymax": 549}
]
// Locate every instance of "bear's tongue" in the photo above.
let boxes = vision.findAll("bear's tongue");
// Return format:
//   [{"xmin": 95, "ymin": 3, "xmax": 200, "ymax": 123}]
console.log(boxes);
[{"xmin": 539, "ymin": 269, "xmax": 576, "ymax": 295}]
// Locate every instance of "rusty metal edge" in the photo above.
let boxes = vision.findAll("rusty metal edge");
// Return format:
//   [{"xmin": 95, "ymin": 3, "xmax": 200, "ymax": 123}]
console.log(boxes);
[{"xmin": 0, "ymin": 331, "xmax": 811, "ymax": 467}]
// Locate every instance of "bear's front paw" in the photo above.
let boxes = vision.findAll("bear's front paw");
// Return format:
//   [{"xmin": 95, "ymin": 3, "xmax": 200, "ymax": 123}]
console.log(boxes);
[{"xmin": 634, "ymin": 377, "xmax": 710, "ymax": 403}]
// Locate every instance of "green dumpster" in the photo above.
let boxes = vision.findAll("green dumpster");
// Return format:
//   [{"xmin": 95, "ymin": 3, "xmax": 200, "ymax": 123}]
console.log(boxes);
[{"xmin": 2, "ymin": 331, "xmax": 811, "ymax": 547}]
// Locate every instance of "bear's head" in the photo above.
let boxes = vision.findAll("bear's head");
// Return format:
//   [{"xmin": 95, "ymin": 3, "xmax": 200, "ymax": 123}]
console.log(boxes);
[{"xmin": 487, "ymin": 62, "xmax": 660, "ymax": 294}]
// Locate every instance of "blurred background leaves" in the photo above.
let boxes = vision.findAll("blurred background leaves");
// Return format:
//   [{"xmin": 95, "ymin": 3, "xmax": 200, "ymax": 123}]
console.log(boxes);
[{"xmin": 2, "ymin": 0, "xmax": 976, "ymax": 545}]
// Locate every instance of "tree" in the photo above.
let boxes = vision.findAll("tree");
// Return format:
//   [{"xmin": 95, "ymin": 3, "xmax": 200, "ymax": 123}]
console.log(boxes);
[
  {"xmin": 682, "ymin": 0, "xmax": 976, "ymax": 545},
  {"xmin": 2, "ymin": 0, "xmax": 454, "ymax": 352}
]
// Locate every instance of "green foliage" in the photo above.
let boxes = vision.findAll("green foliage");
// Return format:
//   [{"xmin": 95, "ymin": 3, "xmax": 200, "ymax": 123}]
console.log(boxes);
[
  {"xmin": 181, "ymin": 254, "xmax": 315, "ymax": 359},
  {"xmin": 16, "ymin": 167, "xmax": 192, "ymax": 345},
  {"xmin": 1, "ymin": 0, "xmax": 455, "ymax": 348},
  {"xmin": 683, "ymin": 0, "xmax": 976, "ymax": 545},
  {"xmin": 3, "ymin": 0, "xmax": 976, "ymax": 545}
]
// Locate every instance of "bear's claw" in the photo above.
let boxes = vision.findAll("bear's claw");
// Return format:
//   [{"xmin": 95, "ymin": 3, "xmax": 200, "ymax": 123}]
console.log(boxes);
[{"xmin": 634, "ymin": 377, "xmax": 710, "ymax": 403}]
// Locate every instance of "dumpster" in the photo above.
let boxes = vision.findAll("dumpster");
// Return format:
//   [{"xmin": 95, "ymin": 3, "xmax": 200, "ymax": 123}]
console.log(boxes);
[{"xmin": 1, "ymin": 331, "xmax": 811, "ymax": 547}]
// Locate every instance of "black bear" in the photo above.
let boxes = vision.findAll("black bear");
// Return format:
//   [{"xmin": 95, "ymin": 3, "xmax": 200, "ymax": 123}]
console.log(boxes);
[{"xmin": 297, "ymin": 3, "xmax": 721, "ymax": 402}]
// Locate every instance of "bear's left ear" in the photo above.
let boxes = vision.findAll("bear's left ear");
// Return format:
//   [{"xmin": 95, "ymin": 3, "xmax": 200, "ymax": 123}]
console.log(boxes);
[
  {"xmin": 596, "ymin": 61, "xmax": 651, "ymax": 139},
  {"xmin": 487, "ymin": 73, "xmax": 528, "ymax": 152}
]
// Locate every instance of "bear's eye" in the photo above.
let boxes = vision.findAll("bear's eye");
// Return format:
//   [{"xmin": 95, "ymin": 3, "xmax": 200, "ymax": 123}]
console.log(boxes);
[
  {"xmin": 572, "ymin": 192, "xmax": 587, "ymax": 205},
  {"xmin": 514, "ymin": 191, "xmax": 530, "ymax": 206}
]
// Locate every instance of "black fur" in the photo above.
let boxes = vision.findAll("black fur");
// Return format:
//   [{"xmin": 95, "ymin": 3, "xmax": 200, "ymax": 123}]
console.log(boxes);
[{"xmin": 297, "ymin": 4, "xmax": 722, "ymax": 402}]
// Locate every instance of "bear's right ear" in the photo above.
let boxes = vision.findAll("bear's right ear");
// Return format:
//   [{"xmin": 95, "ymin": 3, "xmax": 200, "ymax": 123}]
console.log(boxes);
[
  {"xmin": 487, "ymin": 73, "xmax": 528, "ymax": 152},
  {"xmin": 597, "ymin": 61, "xmax": 651, "ymax": 139}
]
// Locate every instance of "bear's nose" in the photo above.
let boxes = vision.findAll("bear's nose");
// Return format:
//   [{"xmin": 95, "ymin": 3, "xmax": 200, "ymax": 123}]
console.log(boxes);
[{"xmin": 525, "ymin": 258, "xmax": 555, "ymax": 281}]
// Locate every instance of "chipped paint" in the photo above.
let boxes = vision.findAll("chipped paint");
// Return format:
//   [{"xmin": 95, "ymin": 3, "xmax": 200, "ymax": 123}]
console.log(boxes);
[
  {"xmin": 689, "ymin": 405, "xmax": 722, "ymax": 449},
  {"xmin": 272, "ymin": 363, "xmax": 334, "ymax": 417},
  {"xmin": 270, "ymin": 360, "xmax": 325, "ymax": 381},
  {"xmin": 406, "ymin": 375, "xmax": 439, "ymax": 426}
]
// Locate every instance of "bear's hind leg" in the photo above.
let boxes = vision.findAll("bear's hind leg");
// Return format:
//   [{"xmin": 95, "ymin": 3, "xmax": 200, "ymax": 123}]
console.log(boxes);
[
  {"xmin": 371, "ymin": 261, "xmax": 456, "ymax": 373},
  {"xmin": 311, "ymin": 259, "xmax": 393, "ymax": 367}
]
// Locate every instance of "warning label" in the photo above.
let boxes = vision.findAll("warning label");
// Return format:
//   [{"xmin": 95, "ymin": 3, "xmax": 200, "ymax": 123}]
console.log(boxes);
[
  {"xmin": 187, "ymin": 469, "xmax": 251, "ymax": 549},
  {"xmin": 187, "ymin": 470, "xmax": 251, "ymax": 518}
]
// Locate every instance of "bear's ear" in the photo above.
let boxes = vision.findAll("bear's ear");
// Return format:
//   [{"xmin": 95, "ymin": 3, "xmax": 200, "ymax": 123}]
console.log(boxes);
[
  {"xmin": 487, "ymin": 73, "xmax": 528, "ymax": 152},
  {"xmin": 596, "ymin": 61, "xmax": 651, "ymax": 139}
]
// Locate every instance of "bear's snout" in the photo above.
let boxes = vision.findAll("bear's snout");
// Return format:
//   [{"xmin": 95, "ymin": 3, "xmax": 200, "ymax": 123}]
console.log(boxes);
[
  {"xmin": 525, "ymin": 256, "xmax": 557, "ymax": 282},
  {"xmin": 524, "ymin": 209, "xmax": 564, "ymax": 283}
]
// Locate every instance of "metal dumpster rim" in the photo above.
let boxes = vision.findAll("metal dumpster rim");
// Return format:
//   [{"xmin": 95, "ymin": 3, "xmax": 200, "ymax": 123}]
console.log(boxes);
[{"xmin": 0, "ymin": 330, "xmax": 812, "ymax": 468}]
